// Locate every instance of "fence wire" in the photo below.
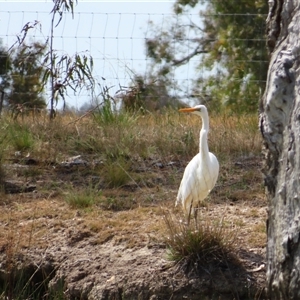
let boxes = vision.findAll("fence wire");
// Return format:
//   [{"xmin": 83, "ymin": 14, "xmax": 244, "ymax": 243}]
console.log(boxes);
[{"xmin": 0, "ymin": 7, "xmax": 267, "ymax": 110}]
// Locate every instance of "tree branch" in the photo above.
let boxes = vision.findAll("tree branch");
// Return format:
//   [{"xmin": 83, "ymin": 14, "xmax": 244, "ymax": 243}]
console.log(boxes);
[{"xmin": 172, "ymin": 46, "xmax": 207, "ymax": 66}]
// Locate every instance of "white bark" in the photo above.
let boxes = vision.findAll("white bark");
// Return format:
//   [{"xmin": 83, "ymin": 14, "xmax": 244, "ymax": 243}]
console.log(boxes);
[{"xmin": 260, "ymin": 0, "xmax": 300, "ymax": 298}]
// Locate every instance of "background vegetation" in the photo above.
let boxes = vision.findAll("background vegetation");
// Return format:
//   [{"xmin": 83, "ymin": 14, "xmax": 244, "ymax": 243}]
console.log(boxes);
[
  {"xmin": 0, "ymin": 0, "xmax": 268, "ymax": 117},
  {"xmin": 145, "ymin": 0, "xmax": 268, "ymax": 112},
  {"xmin": 0, "ymin": 0, "xmax": 268, "ymax": 295}
]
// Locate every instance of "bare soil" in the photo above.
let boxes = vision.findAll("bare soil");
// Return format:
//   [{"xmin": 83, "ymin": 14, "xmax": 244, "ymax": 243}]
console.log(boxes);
[{"xmin": 0, "ymin": 154, "xmax": 267, "ymax": 299}]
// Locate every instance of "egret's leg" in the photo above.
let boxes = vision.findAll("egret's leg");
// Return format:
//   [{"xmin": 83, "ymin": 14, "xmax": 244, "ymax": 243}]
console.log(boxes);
[
  {"xmin": 194, "ymin": 207, "xmax": 198, "ymax": 228},
  {"xmin": 187, "ymin": 204, "xmax": 192, "ymax": 226}
]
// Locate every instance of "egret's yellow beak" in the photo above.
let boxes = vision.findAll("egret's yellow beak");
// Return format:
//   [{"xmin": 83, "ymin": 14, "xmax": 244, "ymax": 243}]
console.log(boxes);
[{"xmin": 179, "ymin": 107, "xmax": 197, "ymax": 113}]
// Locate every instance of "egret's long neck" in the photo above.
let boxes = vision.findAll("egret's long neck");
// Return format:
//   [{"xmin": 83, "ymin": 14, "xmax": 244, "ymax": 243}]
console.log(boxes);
[{"xmin": 199, "ymin": 113, "xmax": 209, "ymax": 155}]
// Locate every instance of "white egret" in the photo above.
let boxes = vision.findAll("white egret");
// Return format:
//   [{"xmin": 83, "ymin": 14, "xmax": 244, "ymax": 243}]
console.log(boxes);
[{"xmin": 176, "ymin": 105, "xmax": 219, "ymax": 224}]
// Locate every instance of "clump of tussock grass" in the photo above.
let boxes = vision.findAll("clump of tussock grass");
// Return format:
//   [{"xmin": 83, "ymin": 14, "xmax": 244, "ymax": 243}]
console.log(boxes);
[
  {"xmin": 102, "ymin": 158, "xmax": 131, "ymax": 188},
  {"xmin": 7, "ymin": 122, "xmax": 35, "ymax": 152},
  {"xmin": 64, "ymin": 184, "xmax": 102, "ymax": 209},
  {"xmin": 92, "ymin": 99, "xmax": 137, "ymax": 127},
  {"xmin": 163, "ymin": 211, "xmax": 238, "ymax": 274}
]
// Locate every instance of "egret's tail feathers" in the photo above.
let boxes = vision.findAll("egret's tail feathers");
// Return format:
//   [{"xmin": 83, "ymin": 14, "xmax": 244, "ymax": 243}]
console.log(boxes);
[
  {"xmin": 183, "ymin": 198, "xmax": 194, "ymax": 217},
  {"xmin": 175, "ymin": 192, "xmax": 182, "ymax": 207}
]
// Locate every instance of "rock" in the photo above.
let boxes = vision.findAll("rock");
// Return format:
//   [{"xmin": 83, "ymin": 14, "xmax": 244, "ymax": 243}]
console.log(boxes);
[{"xmin": 3, "ymin": 180, "xmax": 36, "ymax": 194}]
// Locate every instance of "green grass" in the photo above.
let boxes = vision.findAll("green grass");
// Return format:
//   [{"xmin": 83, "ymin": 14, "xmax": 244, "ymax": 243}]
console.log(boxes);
[
  {"xmin": 7, "ymin": 123, "xmax": 35, "ymax": 152},
  {"xmin": 64, "ymin": 184, "xmax": 102, "ymax": 209},
  {"xmin": 102, "ymin": 158, "xmax": 131, "ymax": 188}
]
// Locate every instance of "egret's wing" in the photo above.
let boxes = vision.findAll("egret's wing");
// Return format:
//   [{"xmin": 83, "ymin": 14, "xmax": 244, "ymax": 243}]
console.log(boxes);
[
  {"xmin": 208, "ymin": 152, "xmax": 219, "ymax": 189},
  {"xmin": 198, "ymin": 152, "xmax": 219, "ymax": 193},
  {"xmin": 176, "ymin": 155, "xmax": 201, "ymax": 215}
]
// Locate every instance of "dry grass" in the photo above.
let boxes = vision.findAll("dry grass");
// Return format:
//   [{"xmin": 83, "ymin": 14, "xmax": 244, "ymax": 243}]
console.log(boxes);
[
  {"xmin": 0, "ymin": 108, "xmax": 264, "ymax": 241},
  {"xmin": 0, "ymin": 109, "xmax": 261, "ymax": 162},
  {"xmin": 163, "ymin": 211, "xmax": 237, "ymax": 266},
  {"xmin": 0, "ymin": 109, "xmax": 266, "ymax": 298}
]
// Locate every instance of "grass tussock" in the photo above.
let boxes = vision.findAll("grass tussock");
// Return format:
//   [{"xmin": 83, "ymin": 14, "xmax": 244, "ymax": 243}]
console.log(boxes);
[
  {"xmin": 64, "ymin": 184, "xmax": 102, "ymax": 209},
  {"xmin": 163, "ymin": 211, "xmax": 238, "ymax": 272},
  {"xmin": 102, "ymin": 158, "xmax": 132, "ymax": 188},
  {"xmin": 7, "ymin": 123, "xmax": 35, "ymax": 152}
]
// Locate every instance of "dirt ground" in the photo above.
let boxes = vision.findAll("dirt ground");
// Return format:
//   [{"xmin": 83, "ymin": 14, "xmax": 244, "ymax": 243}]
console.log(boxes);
[{"xmin": 0, "ymin": 154, "xmax": 267, "ymax": 299}]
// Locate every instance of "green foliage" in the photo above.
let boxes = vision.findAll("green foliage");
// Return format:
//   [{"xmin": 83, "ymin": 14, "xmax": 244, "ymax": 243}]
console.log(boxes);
[
  {"xmin": 120, "ymin": 75, "xmax": 181, "ymax": 112},
  {"xmin": 45, "ymin": 51, "xmax": 94, "ymax": 119},
  {"xmin": 199, "ymin": 0, "xmax": 268, "ymax": 112},
  {"xmin": 5, "ymin": 0, "xmax": 94, "ymax": 120},
  {"xmin": 8, "ymin": 42, "xmax": 47, "ymax": 115},
  {"xmin": 0, "ymin": 40, "xmax": 46, "ymax": 117},
  {"xmin": 0, "ymin": 40, "xmax": 11, "ymax": 98},
  {"xmin": 47, "ymin": 0, "xmax": 94, "ymax": 119},
  {"xmin": 145, "ymin": 0, "xmax": 268, "ymax": 113}
]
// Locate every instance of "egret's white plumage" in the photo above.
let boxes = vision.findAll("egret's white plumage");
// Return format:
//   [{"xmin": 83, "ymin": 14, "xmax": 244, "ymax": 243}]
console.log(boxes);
[{"xmin": 176, "ymin": 105, "xmax": 219, "ymax": 223}]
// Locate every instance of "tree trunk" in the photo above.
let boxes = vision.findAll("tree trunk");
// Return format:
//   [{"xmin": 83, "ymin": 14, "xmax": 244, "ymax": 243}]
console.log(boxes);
[{"xmin": 260, "ymin": 0, "xmax": 300, "ymax": 298}]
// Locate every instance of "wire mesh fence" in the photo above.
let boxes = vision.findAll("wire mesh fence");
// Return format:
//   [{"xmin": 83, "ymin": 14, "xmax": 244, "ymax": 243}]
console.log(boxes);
[{"xmin": 0, "ymin": 3, "xmax": 268, "ymax": 111}]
